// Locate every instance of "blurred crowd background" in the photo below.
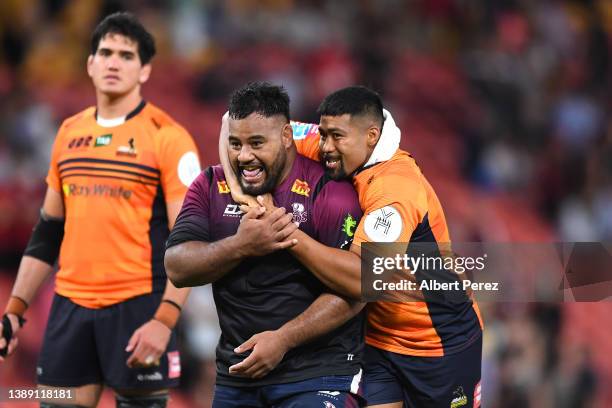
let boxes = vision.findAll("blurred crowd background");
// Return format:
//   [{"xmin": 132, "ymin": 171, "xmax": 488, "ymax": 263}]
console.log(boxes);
[{"xmin": 0, "ymin": 0, "xmax": 610, "ymax": 407}]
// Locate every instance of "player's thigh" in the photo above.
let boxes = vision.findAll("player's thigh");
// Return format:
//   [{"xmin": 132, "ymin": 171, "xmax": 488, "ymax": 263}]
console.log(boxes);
[
  {"xmin": 363, "ymin": 345, "xmax": 404, "ymax": 407},
  {"xmin": 276, "ymin": 390, "xmax": 363, "ymax": 408},
  {"xmin": 38, "ymin": 294, "xmax": 103, "ymax": 387},
  {"xmin": 396, "ymin": 336, "xmax": 482, "ymax": 408},
  {"xmin": 114, "ymin": 388, "xmax": 170, "ymax": 408},
  {"xmin": 96, "ymin": 294, "xmax": 180, "ymax": 390},
  {"xmin": 38, "ymin": 384, "xmax": 102, "ymax": 408},
  {"xmin": 211, "ymin": 385, "xmax": 260, "ymax": 408}
]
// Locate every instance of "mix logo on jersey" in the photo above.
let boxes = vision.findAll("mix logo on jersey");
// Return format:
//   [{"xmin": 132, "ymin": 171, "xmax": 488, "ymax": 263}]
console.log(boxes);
[
  {"xmin": 223, "ymin": 204, "xmax": 244, "ymax": 217},
  {"xmin": 291, "ymin": 179, "xmax": 310, "ymax": 197},
  {"xmin": 217, "ymin": 180, "xmax": 231, "ymax": 194}
]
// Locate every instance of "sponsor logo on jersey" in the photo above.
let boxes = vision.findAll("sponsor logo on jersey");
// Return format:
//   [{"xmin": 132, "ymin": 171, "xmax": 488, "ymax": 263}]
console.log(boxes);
[
  {"xmin": 94, "ymin": 134, "xmax": 112, "ymax": 147},
  {"xmin": 291, "ymin": 179, "xmax": 310, "ymax": 197},
  {"xmin": 291, "ymin": 122, "xmax": 317, "ymax": 140},
  {"xmin": 137, "ymin": 372, "xmax": 163, "ymax": 381},
  {"xmin": 68, "ymin": 135, "xmax": 93, "ymax": 149},
  {"xmin": 451, "ymin": 386, "xmax": 468, "ymax": 408},
  {"xmin": 323, "ymin": 402, "xmax": 336, "ymax": 408},
  {"xmin": 342, "ymin": 214, "xmax": 357, "ymax": 237},
  {"xmin": 224, "ymin": 204, "xmax": 244, "ymax": 217},
  {"xmin": 473, "ymin": 381, "xmax": 481, "ymax": 408},
  {"xmin": 177, "ymin": 151, "xmax": 201, "ymax": 187},
  {"xmin": 291, "ymin": 202, "xmax": 307, "ymax": 224},
  {"xmin": 168, "ymin": 351, "xmax": 181, "ymax": 379},
  {"xmin": 363, "ymin": 205, "xmax": 403, "ymax": 242},
  {"xmin": 62, "ymin": 183, "xmax": 132, "ymax": 199},
  {"xmin": 218, "ymin": 180, "xmax": 231, "ymax": 194},
  {"xmin": 116, "ymin": 137, "xmax": 137, "ymax": 157}
]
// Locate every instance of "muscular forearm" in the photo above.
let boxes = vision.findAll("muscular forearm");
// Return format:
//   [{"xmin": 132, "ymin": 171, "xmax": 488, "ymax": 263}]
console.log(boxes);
[
  {"xmin": 278, "ymin": 293, "xmax": 365, "ymax": 349},
  {"xmin": 289, "ymin": 230, "xmax": 362, "ymax": 299},
  {"xmin": 11, "ymin": 256, "xmax": 55, "ymax": 306},
  {"xmin": 164, "ymin": 237, "xmax": 245, "ymax": 287}
]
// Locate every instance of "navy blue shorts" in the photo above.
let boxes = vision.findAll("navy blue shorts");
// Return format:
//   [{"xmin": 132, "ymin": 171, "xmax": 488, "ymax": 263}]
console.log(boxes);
[
  {"xmin": 364, "ymin": 336, "xmax": 482, "ymax": 407},
  {"xmin": 37, "ymin": 293, "xmax": 180, "ymax": 390},
  {"xmin": 212, "ymin": 372, "xmax": 365, "ymax": 407}
]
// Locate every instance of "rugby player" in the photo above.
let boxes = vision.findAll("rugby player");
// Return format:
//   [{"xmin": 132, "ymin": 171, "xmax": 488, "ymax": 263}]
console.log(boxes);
[
  {"xmin": 221, "ymin": 86, "xmax": 483, "ymax": 408},
  {"xmin": 165, "ymin": 82, "xmax": 366, "ymax": 407},
  {"xmin": 0, "ymin": 12, "xmax": 200, "ymax": 408}
]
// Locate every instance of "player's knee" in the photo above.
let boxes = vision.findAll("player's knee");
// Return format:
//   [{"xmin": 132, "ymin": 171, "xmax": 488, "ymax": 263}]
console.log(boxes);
[{"xmin": 115, "ymin": 393, "xmax": 168, "ymax": 408}]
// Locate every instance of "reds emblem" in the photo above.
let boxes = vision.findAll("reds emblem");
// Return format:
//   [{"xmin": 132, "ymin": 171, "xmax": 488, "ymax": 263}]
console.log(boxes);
[{"xmin": 217, "ymin": 181, "xmax": 231, "ymax": 194}]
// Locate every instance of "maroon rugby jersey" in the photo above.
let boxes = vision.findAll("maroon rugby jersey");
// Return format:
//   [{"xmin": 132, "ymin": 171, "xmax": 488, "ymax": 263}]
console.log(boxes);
[{"xmin": 167, "ymin": 154, "xmax": 363, "ymax": 386}]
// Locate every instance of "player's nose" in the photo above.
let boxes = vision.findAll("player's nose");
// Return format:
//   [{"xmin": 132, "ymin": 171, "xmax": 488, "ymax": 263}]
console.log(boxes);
[
  {"xmin": 320, "ymin": 136, "xmax": 336, "ymax": 153},
  {"xmin": 237, "ymin": 145, "xmax": 255, "ymax": 163}
]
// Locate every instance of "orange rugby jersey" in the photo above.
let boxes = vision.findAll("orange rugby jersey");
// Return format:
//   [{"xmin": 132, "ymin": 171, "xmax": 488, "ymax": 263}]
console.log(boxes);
[
  {"xmin": 293, "ymin": 122, "xmax": 483, "ymax": 357},
  {"xmin": 46, "ymin": 101, "xmax": 200, "ymax": 308}
]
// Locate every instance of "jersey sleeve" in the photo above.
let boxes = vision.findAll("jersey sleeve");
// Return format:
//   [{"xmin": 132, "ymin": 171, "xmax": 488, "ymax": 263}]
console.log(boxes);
[
  {"xmin": 166, "ymin": 168, "xmax": 211, "ymax": 248},
  {"xmin": 312, "ymin": 180, "xmax": 363, "ymax": 249},
  {"xmin": 45, "ymin": 122, "xmax": 68, "ymax": 193},
  {"xmin": 352, "ymin": 174, "xmax": 425, "ymax": 246},
  {"xmin": 157, "ymin": 125, "xmax": 201, "ymax": 203},
  {"xmin": 291, "ymin": 121, "xmax": 320, "ymax": 161}
]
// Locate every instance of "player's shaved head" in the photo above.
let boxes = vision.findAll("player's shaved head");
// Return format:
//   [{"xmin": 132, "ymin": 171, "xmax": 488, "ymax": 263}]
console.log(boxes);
[
  {"xmin": 317, "ymin": 86, "xmax": 384, "ymax": 130},
  {"xmin": 229, "ymin": 82, "xmax": 290, "ymax": 124}
]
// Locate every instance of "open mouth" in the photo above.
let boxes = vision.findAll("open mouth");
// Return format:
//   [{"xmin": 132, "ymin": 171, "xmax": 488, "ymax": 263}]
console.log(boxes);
[
  {"xmin": 325, "ymin": 157, "xmax": 341, "ymax": 170},
  {"xmin": 240, "ymin": 165, "xmax": 265, "ymax": 183}
]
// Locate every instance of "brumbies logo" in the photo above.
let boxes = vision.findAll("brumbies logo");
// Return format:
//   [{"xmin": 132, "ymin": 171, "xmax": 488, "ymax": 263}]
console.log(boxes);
[
  {"xmin": 217, "ymin": 181, "xmax": 231, "ymax": 194},
  {"xmin": 116, "ymin": 137, "xmax": 137, "ymax": 157},
  {"xmin": 291, "ymin": 179, "xmax": 310, "ymax": 197}
]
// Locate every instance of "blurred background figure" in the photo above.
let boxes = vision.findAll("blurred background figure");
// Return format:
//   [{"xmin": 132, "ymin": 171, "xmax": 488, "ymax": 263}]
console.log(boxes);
[{"xmin": 0, "ymin": 1, "xmax": 610, "ymax": 407}]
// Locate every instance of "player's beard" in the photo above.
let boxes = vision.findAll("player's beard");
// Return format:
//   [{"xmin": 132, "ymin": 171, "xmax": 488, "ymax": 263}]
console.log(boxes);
[
  {"xmin": 321, "ymin": 152, "xmax": 349, "ymax": 180},
  {"xmin": 238, "ymin": 147, "xmax": 287, "ymax": 196}
]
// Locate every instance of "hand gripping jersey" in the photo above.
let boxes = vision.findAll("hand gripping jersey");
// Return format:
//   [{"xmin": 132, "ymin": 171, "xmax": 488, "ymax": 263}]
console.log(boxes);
[
  {"xmin": 46, "ymin": 101, "xmax": 200, "ymax": 308},
  {"xmin": 167, "ymin": 155, "xmax": 364, "ymax": 386},
  {"xmin": 293, "ymin": 121, "xmax": 483, "ymax": 357}
]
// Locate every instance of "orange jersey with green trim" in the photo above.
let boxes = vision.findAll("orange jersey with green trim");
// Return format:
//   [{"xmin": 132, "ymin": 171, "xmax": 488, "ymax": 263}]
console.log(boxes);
[
  {"xmin": 46, "ymin": 102, "xmax": 201, "ymax": 308},
  {"xmin": 293, "ymin": 122, "xmax": 483, "ymax": 357}
]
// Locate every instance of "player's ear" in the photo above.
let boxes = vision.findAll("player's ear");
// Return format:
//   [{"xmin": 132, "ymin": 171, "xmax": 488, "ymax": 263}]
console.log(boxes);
[
  {"xmin": 139, "ymin": 63, "xmax": 152, "ymax": 84},
  {"xmin": 281, "ymin": 123, "xmax": 293, "ymax": 148},
  {"xmin": 366, "ymin": 125, "xmax": 381, "ymax": 148},
  {"xmin": 86, "ymin": 55, "xmax": 94, "ymax": 78}
]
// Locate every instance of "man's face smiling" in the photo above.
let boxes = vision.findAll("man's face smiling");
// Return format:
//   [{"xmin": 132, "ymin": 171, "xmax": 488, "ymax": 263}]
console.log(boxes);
[
  {"xmin": 228, "ymin": 113, "xmax": 289, "ymax": 195},
  {"xmin": 318, "ymin": 114, "xmax": 373, "ymax": 180}
]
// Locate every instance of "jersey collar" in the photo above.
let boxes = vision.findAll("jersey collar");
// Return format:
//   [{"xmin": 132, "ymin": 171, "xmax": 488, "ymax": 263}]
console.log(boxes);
[{"xmin": 95, "ymin": 100, "xmax": 147, "ymax": 127}]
